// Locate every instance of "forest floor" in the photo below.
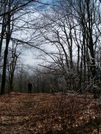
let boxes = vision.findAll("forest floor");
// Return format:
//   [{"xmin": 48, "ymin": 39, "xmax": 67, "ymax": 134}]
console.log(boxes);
[{"xmin": 0, "ymin": 92, "xmax": 101, "ymax": 134}]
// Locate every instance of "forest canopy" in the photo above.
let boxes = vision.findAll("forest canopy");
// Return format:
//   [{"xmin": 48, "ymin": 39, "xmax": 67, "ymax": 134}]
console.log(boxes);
[{"xmin": 0, "ymin": 0, "xmax": 101, "ymax": 96}]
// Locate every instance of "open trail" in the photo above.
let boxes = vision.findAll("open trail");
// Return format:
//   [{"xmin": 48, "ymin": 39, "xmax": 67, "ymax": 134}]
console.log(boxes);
[{"xmin": 0, "ymin": 92, "xmax": 101, "ymax": 134}]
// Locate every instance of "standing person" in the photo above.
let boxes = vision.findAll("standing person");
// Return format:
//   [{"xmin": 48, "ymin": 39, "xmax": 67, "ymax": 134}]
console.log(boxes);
[{"xmin": 28, "ymin": 81, "xmax": 32, "ymax": 93}]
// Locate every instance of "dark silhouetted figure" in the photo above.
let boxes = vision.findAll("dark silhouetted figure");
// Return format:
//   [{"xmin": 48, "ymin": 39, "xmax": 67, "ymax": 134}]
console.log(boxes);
[{"xmin": 28, "ymin": 81, "xmax": 32, "ymax": 93}]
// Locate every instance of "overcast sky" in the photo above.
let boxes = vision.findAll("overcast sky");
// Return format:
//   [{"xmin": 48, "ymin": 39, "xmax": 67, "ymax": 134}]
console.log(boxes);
[{"xmin": 17, "ymin": 2, "xmax": 55, "ymax": 67}]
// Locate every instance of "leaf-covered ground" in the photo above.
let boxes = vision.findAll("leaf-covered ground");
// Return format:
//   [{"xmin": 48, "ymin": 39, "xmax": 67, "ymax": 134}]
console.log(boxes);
[{"xmin": 0, "ymin": 92, "xmax": 101, "ymax": 134}]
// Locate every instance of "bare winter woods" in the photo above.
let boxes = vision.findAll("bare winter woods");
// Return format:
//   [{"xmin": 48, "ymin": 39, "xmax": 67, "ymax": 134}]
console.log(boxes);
[{"xmin": 0, "ymin": 0, "xmax": 101, "ymax": 96}]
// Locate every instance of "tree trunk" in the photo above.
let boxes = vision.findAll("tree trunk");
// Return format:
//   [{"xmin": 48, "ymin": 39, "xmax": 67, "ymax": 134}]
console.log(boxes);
[
  {"xmin": 1, "ymin": 37, "xmax": 9, "ymax": 94},
  {"xmin": 0, "ymin": 3, "xmax": 11, "ymax": 94}
]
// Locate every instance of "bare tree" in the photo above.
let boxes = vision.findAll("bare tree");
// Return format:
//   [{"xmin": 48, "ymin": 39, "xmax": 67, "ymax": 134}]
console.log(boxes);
[
  {"xmin": 0, "ymin": 0, "xmax": 37, "ymax": 94},
  {"xmin": 32, "ymin": 0, "xmax": 101, "ymax": 95},
  {"xmin": 6, "ymin": 41, "xmax": 20, "ymax": 92}
]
